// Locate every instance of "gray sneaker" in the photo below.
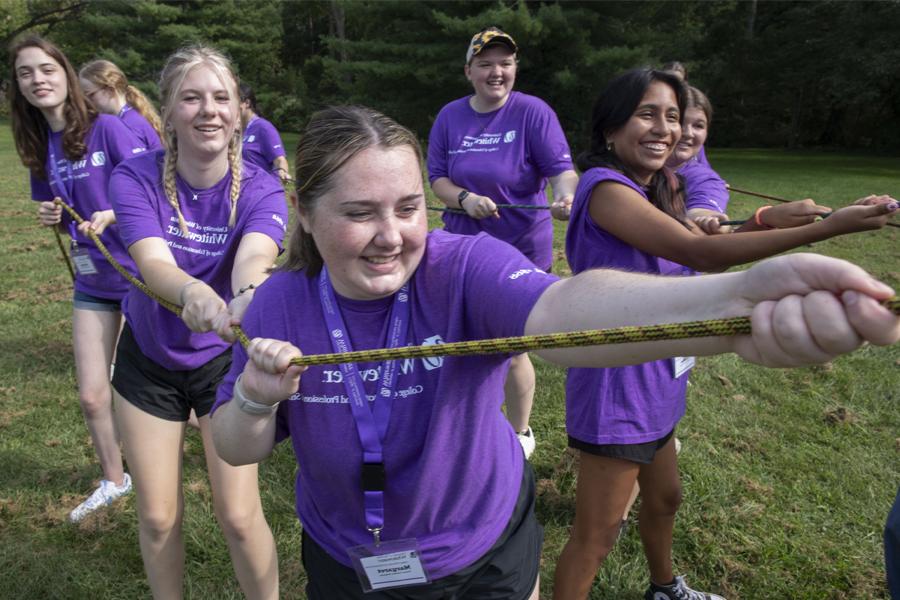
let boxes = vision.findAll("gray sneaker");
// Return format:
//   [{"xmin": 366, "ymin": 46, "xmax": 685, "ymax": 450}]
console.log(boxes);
[
  {"xmin": 68, "ymin": 473, "xmax": 132, "ymax": 523},
  {"xmin": 644, "ymin": 576, "xmax": 725, "ymax": 600}
]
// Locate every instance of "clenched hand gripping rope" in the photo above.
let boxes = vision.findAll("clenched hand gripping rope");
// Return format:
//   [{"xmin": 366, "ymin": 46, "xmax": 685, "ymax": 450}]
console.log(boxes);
[{"xmin": 54, "ymin": 199, "xmax": 900, "ymax": 367}]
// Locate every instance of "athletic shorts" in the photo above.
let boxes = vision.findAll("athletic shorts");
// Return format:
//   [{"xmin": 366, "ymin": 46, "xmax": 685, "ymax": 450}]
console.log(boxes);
[
  {"xmin": 302, "ymin": 462, "xmax": 543, "ymax": 600},
  {"xmin": 568, "ymin": 429, "xmax": 675, "ymax": 465},
  {"xmin": 73, "ymin": 290, "xmax": 121, "ymax": 312},
  {"xmin": 111, "ymin": 323, "xmax": 230, "ymax": 422}
]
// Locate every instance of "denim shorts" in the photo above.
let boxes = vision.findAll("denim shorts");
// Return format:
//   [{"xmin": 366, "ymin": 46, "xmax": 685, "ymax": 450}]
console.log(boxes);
[{"xmin": 73, "ymin": 290, "xmax": 121, "ymax": 312}]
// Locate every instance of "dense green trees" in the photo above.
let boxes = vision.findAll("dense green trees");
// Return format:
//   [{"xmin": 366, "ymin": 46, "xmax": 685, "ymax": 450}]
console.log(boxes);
[{"xmin": 3, "ymin": 0, "xmax": 899, "ymax": 151}]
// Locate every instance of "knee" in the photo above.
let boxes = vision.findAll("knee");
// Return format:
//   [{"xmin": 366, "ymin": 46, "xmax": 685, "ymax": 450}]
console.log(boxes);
[
  {"xmin": 78, "ymin": 385, "xmax": 112, "ymax": 417},
  {"xmin": 569, "ymin": 524, "xmax": 618, "ymax": 565},
  {"xmin": 215, "ymin": 502, "xmax": 262, "ymax": 543},
  {"xmin": 139, "ymin": 505, "xmax": 181, "ymax": 541},
  {"xmin": 644, "ymin": 483, "xmax": 683, "ymax": 517}
]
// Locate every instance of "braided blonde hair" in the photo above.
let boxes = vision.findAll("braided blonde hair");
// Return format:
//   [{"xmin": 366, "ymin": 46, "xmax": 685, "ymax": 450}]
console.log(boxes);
[{"xmin": 158, "ymin": 45, "xmax": 242, "ymax": 234}]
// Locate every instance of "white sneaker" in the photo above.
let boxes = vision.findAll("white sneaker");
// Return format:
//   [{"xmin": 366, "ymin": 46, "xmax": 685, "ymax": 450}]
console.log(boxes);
[
  {"xmin": 517, "ymin": 427, "xmax": 536, "ymax": 460},
  {"xmin": 68, "ymin": 473, "xmax": 132, "ymax": 523}
]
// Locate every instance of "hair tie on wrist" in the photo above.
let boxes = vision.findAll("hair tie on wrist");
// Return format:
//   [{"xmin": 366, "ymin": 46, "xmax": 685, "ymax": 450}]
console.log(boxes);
[{"xmin": 754, "ymin": 205, "xmax": 774, "ymax": 228}]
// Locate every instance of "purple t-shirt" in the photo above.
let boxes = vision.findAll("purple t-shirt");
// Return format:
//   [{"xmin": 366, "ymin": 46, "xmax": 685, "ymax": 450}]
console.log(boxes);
[
  {"xmin": 242, "ymin": 116, "xmax": 286, "ymax": 173},
  {"xmin": 119, "ymin": 105, "xmax": 163, "ymax": 153},
  {"xmin": 213, "ymin": 230, "xmax": 557, "ymax": 579},
  {"xmin": 30, "ymin": 113, "xmax": 143, "ymax": 300},
  {"xmin": 678, "ymin": 150, "xmax": 729, "ymax": 213},
  {"xmin": 564, "ymin": 167, "xmax": 693, "ymax": 444},
  {"xmin": 427, "ymin": 91, "xmax": 573, "ymax": 271},
  {"xmin": 110, "ymin": 151, "xmax": 288, "ymax": 370}
]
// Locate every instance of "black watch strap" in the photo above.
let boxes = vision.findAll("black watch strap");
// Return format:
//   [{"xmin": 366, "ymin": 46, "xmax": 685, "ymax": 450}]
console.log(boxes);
[{"xmin": 457, "ymin": 189, "xmax": 470, "ymax": 207}]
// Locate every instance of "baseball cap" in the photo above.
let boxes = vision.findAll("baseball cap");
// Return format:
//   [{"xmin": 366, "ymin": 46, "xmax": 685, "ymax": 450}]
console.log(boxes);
[{"xmin": 465, "ymin": 27, "xmax": 518, "ymax": 64}]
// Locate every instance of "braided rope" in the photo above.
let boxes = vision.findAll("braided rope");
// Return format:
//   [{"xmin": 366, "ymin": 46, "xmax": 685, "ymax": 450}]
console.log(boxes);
[
  {"xmin": 427, "ymin": 204, "xmax": 550, "ymax": 214},
  {"xmin": 53, "ymin": 199, "xmax": 900, "ymax": 368},
  {"xmin": 52, "ymin": 225, "xmax": 75, "ymax": 281}
]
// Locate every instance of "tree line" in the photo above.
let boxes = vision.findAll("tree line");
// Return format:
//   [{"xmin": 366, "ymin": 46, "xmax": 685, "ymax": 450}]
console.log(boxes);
[{"xmin": 3, "ymin": 0, "xmax": 899, "ymax": 152}]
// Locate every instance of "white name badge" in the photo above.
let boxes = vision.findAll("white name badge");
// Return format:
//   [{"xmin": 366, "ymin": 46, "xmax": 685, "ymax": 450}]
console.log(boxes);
[
  {"xmin": 672, "ymin": 356, "xmax": 695, "ymax": 379},
  {"xmin": 70, "ymin": 247, "xmax": 98, "ymax": 276},
  {"xmin": 348, "ymin": 538, "xmax": 430, "ymax": 592}
]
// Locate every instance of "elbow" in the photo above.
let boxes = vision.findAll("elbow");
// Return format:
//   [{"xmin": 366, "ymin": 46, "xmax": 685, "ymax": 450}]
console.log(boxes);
[{"xmin": 211, "ymin": 419, "xmax": 268, "ymax": 467}]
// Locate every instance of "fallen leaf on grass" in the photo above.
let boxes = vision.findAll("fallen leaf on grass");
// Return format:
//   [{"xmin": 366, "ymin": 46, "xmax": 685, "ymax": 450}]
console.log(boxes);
[
  {"xmin": 732, "ymin": 394, "xmax": 746, "ymax": 402},
  {"xmin": 44, "ymin": 439, "xmax": 61, "ymax": 447},
  {"xmin": 716, "ymin": 374, "xmax": 733, "ymax": 387},
  {"xmin": 823, "ymin": 406, "xmax": 856, "ymax": 426},
  {"xmin": 895, "ymin": 438, "xmax": 900, "ymax": 452}
]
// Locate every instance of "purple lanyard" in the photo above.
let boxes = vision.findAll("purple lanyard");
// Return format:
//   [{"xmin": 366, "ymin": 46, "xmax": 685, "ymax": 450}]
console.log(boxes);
[
  {"xmin": 118, "ymin": 104, "xmax": 131, "ymax": 118},
  {"xmin": 47, "ymin": 143, "xmax": 78, "ymax": 241},
  {"xmin": 318, "ymin": 267, "xmax": 410, "ymax": 541}
]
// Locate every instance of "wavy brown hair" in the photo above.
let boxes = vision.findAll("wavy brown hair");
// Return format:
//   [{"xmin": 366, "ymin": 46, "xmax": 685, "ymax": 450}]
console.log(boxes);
[
  {"xmin": 283, "ymin": 105, "xmax": 423, "ymax": 275},
  {"xmin": 9, "ymin": 34, "xmax": 96, "ymax": 179}
]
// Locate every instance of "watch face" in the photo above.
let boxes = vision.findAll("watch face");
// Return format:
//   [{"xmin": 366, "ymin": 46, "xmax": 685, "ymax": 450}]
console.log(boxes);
[{"xmin": 458, "ymin": 190, "xmax": 469, "ymax": 202}]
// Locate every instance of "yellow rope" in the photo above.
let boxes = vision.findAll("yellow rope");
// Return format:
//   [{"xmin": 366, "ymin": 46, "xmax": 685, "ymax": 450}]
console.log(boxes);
[{"xmin": 54, "ymin": 199, "xmax": 900, "ymax": 368}]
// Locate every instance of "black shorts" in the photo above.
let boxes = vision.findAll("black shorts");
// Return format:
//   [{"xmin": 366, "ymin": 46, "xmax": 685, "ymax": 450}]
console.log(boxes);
[
  {"xmin": 111, "ymin": 323, "xmax": 231, "ymax": 422},
  {"xmin": 302, "ymin": 463, "xmax": 543, "ymax": 600},
  {"xmin": 568, "ymin": 429, "xmax": 675, "ymax": 465}
]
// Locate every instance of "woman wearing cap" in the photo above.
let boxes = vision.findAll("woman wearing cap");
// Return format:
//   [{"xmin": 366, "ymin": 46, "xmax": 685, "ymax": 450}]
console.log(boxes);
[
  {"xmin": 211, "ymin": 104, "xmax": 898, "ymax": 600},
  {"xmin": 239, "ymin": 83, "xmax": 291, "ymax": 185},
  {"xmin": 427, "ymin": 27, "xmax": 579, "ymax": 458}
]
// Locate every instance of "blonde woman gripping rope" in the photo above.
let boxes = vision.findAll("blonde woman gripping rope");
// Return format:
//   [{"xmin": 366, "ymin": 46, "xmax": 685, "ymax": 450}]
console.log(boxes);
[{"xmin": 108, "ymin": 45, "xmax": 284, "ymax": 599}]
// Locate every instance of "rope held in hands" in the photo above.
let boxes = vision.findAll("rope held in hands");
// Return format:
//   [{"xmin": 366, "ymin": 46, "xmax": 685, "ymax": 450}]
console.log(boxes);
[
  {"xmin": 54, "ymin": 199, "xmax": 900, "ymax": 367},
  {"xmin": 727, "ymin": 185, "xmax": 900, "ymax": 229}
]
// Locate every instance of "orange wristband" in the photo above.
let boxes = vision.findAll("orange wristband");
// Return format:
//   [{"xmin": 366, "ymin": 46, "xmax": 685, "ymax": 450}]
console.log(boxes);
[{"xmin": 754, "ymin": 205, "xmax": 774, "ymax": 228}]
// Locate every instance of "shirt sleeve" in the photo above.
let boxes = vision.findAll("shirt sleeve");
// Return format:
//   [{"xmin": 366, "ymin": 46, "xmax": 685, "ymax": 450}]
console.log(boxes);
[
  {"xmin": 98, "ymin": 116, "xmax": 144, "ymax": 166},
  {"xmin": 109, "ymin": 159, "xmax": 165, "ymax": 247},
  {"xmin": 682, "ymin": 164, "xmax": 730, "ymax": 213},
  {"xmin": 460, "ymin": 234, "xmax": 559, "ymax": 339},
  {"xmin": 525, "ymin": 100, "xmax": 574, "ymax": 178},
  {"xmin": 426, "ymin": 109, "xmax": 450, "ymax": 183},
  {"xmin": 30, "ymin": 172, "xmax": 54, "ymax": 201},
  {"xmin": 258, "ymin": 120, "xmax": 286, "ymax": 165},
  {"xmin": 242, "ymin": 171, "xmax": 289, "ymax": 248}
]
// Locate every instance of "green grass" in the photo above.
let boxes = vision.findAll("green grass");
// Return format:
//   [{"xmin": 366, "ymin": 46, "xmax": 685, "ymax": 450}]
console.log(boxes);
[{"xmin": 0, "ymin": 129, "xmax": 898, "ymax": 599}]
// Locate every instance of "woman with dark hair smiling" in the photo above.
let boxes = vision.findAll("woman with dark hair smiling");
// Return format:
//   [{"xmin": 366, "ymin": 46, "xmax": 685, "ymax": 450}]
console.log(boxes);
[{"xmin": 553, "ymin": 68, "xmax": 897, "ymax": 600}]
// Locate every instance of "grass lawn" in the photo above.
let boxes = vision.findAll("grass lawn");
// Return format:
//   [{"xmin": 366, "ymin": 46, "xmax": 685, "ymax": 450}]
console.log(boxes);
[{"xmin": 0, "ymin": 128, "xmax": 897, "ymax": 599}]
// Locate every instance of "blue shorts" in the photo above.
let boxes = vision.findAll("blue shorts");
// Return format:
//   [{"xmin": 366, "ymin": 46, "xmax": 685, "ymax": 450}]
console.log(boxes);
[{"xmin": 73, "ymin": 290, "xmax": 121, "ymax": 312}]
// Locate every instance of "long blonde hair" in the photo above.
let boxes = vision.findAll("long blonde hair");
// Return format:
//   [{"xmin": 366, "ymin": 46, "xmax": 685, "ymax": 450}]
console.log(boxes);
[
  {"xmin": 79, "ymin": 59, "xmax": 163, "ymax": 139},
  {"xmin": 158, "ymin": 45, "xmax": 242, "ymax": 234}
]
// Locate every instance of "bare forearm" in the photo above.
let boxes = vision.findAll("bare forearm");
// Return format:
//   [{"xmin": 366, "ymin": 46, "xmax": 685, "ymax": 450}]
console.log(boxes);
[
  {"xmin": 527, "ymin": 269, "xmax": 743, "ymax": 366},
  {"xmin": 548, "ymin": 170, "xmax": 578, "ymax": 200},
  {"xmin": 431, "ymin": 177, "xmax": 466, "ymax": 208},
  {"xmin": 211, "ymin": 399, "xmax": 278, "ymax": 466}
]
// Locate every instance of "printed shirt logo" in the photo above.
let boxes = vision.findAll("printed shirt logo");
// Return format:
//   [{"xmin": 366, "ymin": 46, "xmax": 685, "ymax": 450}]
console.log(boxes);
[
  {"xmin": 420, "ymin": 335, "xmax": 444, "ymax": 370},
  {"xmin": 504, "ymin": 130, "xmax": 516, "ymax": 143},
  {"xmin": 90, "ymin": 151, "xmax": 106, "ymax": 167},
  {"xmin": 244, "ymin": 134, "xmax": 256, "ymax": 143}
]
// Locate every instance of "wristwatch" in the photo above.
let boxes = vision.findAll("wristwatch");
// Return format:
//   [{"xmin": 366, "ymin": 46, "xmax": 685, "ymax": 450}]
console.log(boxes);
[{"xmin": 457, "ymin": 189, "xmax": 470, "ymax": 207}]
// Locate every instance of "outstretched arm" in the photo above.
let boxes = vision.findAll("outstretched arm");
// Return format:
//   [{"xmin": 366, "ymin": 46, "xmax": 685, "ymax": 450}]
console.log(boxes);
[{"xmin": 527, "ymin": 253, "xmax": 898, "ymax": 368}]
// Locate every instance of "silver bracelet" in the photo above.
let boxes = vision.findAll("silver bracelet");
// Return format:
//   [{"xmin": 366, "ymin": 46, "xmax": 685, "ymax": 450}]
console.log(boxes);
[{"xmin": 234, "ymin": 375, "xmax": 280, "ymax": 416}]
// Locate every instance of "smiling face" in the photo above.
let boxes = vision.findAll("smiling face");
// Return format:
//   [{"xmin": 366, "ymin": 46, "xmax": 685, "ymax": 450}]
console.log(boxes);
[
  {"xmin": 464, "ymin": 45, "xmax": 517, "ymax": 111},
  {"xmin": 299, "ymin": 145, "xmax": 427, "ymax": 301},
  {"xmin": 606, "ymin": 80, "xmax": 681, "ymax": 184},
  {"xmin": 14, "ymin": 46, "xmax": 68, "ymax": 118},
  {"xmin": 167, "ymin": 64, "xmax": 238, "ymax": 162},
  {"xmin": 669, "ymin": 106, "xmax": 708, "ymax": 167}
]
